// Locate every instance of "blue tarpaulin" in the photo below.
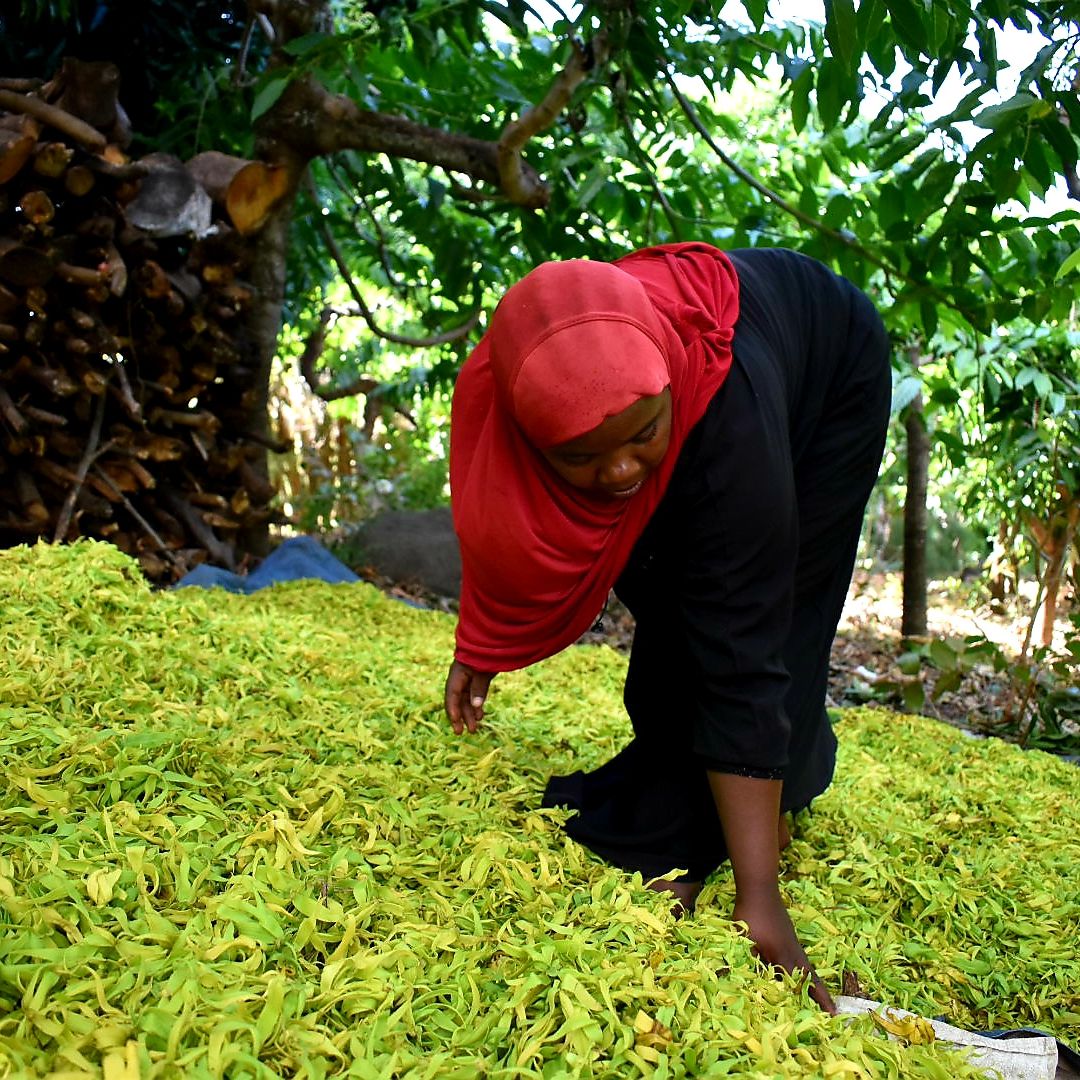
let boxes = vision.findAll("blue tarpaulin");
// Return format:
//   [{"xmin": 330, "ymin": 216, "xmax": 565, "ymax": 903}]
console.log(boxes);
[{"xmin": 174, "ymin": 536, "xmax": 359, "ymax": 593}]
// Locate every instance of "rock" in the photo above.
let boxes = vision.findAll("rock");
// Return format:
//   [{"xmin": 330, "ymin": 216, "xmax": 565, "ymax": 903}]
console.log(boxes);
[{"xmin": 353, "ymin": 507, "xmax": 461, "ymax": 598}]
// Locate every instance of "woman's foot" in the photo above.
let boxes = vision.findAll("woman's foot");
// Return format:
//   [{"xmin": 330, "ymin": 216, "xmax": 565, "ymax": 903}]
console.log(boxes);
[{"xmin": 645, "ymin": 878, "xmax": 702, "ymax": 916}]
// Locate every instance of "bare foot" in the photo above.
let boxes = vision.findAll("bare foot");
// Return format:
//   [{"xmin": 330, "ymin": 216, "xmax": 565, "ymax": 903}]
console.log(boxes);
[{"xmin": 646, "ymin": 878, "xmax": 702, "ymax": 916}]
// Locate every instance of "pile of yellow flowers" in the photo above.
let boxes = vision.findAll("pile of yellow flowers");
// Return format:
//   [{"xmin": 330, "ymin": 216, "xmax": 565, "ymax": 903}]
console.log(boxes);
[{"xmin": 2, "ymin": 540, "xmax": 1077, "ymax": 1078}]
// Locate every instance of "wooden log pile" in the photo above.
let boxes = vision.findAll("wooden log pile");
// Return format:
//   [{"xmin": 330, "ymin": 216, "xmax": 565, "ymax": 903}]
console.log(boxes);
[{"xmin": 0, "ymin": 61, "xmax": 289, "ymax": 582}]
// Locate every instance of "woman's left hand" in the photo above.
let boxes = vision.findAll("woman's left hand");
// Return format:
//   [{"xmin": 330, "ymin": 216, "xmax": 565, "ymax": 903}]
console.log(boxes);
[{"xmin": 733, "ymin": 884, "xmax": 837, "ymax": 1013}]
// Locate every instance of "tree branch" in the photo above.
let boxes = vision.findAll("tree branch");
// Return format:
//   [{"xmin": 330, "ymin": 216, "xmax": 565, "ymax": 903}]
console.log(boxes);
[
  {"xmin": 271, "ymin": 78, "xmax": 534, "ymax": 202},
  {"xmin": 53, "ymin": 389, "xmax": 115, "ymax": 543},
  {"xmin": 497, "ymin": 34, "xmax": 609, "ymax": 208},
  {"xmin": 323, "ymin": 156, "xmax": 404, "ymax": 288},
  {"xmin": 0, "ymin": 89, "xmax": 107, "ymax": 151},
  {"xmin": 308, "ymin": 178, "xmax": 480, "ymax": 348}
]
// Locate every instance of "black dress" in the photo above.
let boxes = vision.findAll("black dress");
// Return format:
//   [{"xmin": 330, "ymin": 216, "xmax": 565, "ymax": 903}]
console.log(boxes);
[{"xmin": 542, "ymin": 247, "xmax": 892, "ymax": 882}]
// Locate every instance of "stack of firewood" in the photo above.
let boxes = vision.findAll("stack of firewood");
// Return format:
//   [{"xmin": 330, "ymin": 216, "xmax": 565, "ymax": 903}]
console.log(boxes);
[{"xmin": 0, "ymin": 61, "xmax": 290, "ymax": 582}]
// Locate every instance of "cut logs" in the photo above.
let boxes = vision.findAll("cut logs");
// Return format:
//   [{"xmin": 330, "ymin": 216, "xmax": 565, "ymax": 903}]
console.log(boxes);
[{"xmin": 0, "ymin": 65, "xmax": 289, "ymax": 582}]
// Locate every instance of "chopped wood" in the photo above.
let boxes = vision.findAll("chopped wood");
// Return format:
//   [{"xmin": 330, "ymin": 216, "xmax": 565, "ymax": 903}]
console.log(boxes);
[
  {"xmin": 56, "ymin": 260, "xmax": 105, "ymax": 286},
  {"xmin": 18, "ymin": 189, "xmax": 56, "ymax": 226},
  {"xmin": 201, "ymin": 510, "xmax": 239, "ymax": 530},
  {"xmin": 133, "ymin": 435, "xmax": 185, "ymax": 462},
  {"xmin": 22, "ymin": 361, "xmax": 79, "ymax": 397},
  {"xmin": 36, "ymin": 457, "xmax": 84, "ymax": 489},
  {"xmin": 0, "ymin": 128, "xmax": 36, "ymax": 185},
  {"xmin": 64, "ymin": 164, "xmax": 94, "ymax": 196},
  {"xmin": 150, "ymin": 407, "xmax": 221, "ymax": 434},
  {"xmin": 188, "ymin": 490, "xmax": 229, "ymax": 510},
  {"xmin": 0, "ymin": 88, "xmax": 107, "ymax": 152},
  {"xmin": 124, "ymin": 153, "xmax": 212, "ymax": 238},
  {"xmin": 0, "ymin": 383, "xmax": 27, "ymax": 433},
  {"xmin": 135, "ymin": 258, "xmax": 171, "ymax": 299},
  {"xmin": 15, "ymin": 470, "xmax": 49, "ymax": 526},
  {"xmin": 32, "ymin": 142, "xmax": 74, "ymax": 179},
  {"xmin": 0, "ymin": 79, "xmax": 42, "ymax": 93},
  {"xmin": 109, "ymin": 364, "xmax": 142, "ymax": 421},
  {"xmin": 0, "ymin": 238, "xmax": 54, "ymax": 286},
  {"xmin": 0, "ymin": 70, "xmax": 274, "ymax": 582},
  {"xmin": 22, "ymin": 404, "xmax": 67, "ymax": 426},
  {"xmin": 0, "ymin": 282, "xmax": 18, "ymax": 316},
  {"xmin": 187, "ymin": 150, "xmax": 291, "ymax": 235},
  {"xmin": 25, "ymin": 285, "xmax": 48, "ymax": 314}
]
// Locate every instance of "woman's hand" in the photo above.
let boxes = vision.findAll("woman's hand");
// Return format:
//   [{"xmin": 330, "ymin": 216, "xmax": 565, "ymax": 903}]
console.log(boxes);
[
  {"xmin": 733, "ymin": 884, "xmax": 836, "ymax": 1013},
  {"xmin": 444, "ymin": 660, "xmax": 494, "ymax": 734}
]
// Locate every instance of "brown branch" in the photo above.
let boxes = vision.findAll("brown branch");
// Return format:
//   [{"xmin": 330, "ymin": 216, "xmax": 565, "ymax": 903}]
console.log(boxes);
[
  {"xmin": 53, "ymin": 389, "xmax": 113, "ymax": 543},
  {"xmin": 497, "ymin": 34, "xmax": 609, "ymax": 209},
  {"xmin": 0, "ymin": 89, "xmax": 107, "ymax": 152},
  {"xmin": 234, "ymin": 15, "xmax": 258, "ymax": 85},
  {"xmin": 295, "ymin": 304, "xmax": 382, "ymax": 402},
  {"xmin": 307, "ymin": 177, "xmax": 481, "ymax": 350},
  {"xmin": 0, "ymin": 79, "xmax": 42, "ymax": 93},
  {"xmin": 448, "ymin": 176, "xmax": 503, "ymax": 204},
  {"xmin": 270, "ymin": 78, "xmax": 542, "ymax": 206},
  {"xmin": 236, "ymin": 427, "xmax": 292, "ymax": 453},
  {"xmin": 324, "ymin": 156, "xmax": 404, "ymax": 288},
  {"xmin": 85, "ymin": 156, "xmax": 150, "ymax": 182},
  {"xmin": 92, "ymin": 468, "xmax": 183, "ymax": 569},
  {"xmin": 161, "ymin": 487, "xmax": 235, "ymax": 569},
  {"xmin": 0, "ymin": 383, "xmax": 27, "ymax": 434}
]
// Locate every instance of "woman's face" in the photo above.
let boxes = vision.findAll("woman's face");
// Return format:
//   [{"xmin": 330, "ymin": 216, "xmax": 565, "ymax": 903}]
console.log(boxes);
[{"xmin": 539, "ymin": 389, "xmax": 672, "ymax": 499}]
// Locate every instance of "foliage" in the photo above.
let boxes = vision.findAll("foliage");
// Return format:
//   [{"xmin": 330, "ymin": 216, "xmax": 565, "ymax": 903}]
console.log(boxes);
[
  {"xmin": 847, "ymin": 614, "xmax": 1080, "ymax": 757},
  {"xmin": 3, "ymin": 539, "xmax": 1080, "ymax": 1077},
  {"xmin": 5, "ymin": 1, "xmax": 1080, "ymax": 581}
]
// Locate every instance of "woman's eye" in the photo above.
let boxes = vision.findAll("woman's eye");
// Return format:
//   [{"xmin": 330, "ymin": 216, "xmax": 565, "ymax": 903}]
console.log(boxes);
[
  {"xmin": 633, "ymin": 423, "xmax": 658, "ymax": 444},
  {"xmin": 560, "ymin": 453, "xmax": 594, "ymax": 467}
]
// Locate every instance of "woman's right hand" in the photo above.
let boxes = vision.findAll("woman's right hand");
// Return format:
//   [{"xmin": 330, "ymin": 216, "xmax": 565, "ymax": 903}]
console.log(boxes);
[
  {"xmin": 444, "ymin": 660, "xmax": 494, "ymax": 734},
  {"xmin": 733, "ymin": 885, "xmax": 837, "ymax": 1013}
]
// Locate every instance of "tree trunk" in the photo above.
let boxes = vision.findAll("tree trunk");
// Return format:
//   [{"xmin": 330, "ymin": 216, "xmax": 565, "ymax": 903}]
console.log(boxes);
[
  {"xmin": 1029, "ymin": 488, "xmax": 1079, "ymax": 647},
  {"xmin": 901, "ymin": 359, "xmax": 929, "ymax": 640}
]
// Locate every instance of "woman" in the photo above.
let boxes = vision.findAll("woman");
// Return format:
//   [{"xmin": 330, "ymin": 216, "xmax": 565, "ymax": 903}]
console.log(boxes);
[{"xmin": 444, "ymin": 242, "xmax": 891, "ymax": 1011}]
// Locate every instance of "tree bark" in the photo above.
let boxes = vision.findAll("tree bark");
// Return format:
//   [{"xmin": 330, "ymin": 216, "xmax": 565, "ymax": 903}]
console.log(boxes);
[{"xmin": 901, "ymin": 353, "xmax": 929, "ymax": 640}]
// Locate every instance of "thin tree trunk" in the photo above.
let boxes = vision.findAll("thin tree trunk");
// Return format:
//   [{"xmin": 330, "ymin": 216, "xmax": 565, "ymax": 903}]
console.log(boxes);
[
  {"xmin": 235, "ymin": 145, "xmax": 304, "ymax": 558},
  {"xmin": 902, "ymin": 351, "xmax": 929, "ymax": 640}
]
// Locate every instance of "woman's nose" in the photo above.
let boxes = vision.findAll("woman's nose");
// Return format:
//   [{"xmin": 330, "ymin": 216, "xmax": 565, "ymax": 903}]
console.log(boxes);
[{"xmin": 599, "ymin": 453, "xmax": 637, "ymax": 486}]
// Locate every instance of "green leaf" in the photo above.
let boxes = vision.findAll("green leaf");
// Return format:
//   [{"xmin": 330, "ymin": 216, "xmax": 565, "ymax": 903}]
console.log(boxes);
[
  {"xmin": 973, "ymin": 93, "xmax": 1039, "ymax": 130},
  {"xmin": 825, "ymin": 0, "xmax": 858, "ymax": 70},
  {"xmin": 790, "ymin": 65, "xmax": 812, "ymax": 134},
  {"xmin": 902, "ymin": 679, "xmax": 926, "ymax": 713},
  {"xmin": 251, "ymin": 74, "xmax": 291, "ymax": 122},
  {"xmin": 929, "ymin": 638, "xmax": 958, "ymax": 672},
  {"xmin": 283, "ymin": 32, "xmax": 330, "ymax": 57},
  {"xmin": 887, "ymin": 0, "xmax": 929, "ymax": 54},
  {"xmin": 1055, "ymin": 248, "xmax": 1080, "ymax": 281},
  {"xmin": 931, "ymin": 669, "xmax": 963, "ymax": 698},
  {"xmin": 816, "ymin": 57, "xmax": 844, "ymax": 130},
  {"xmin": 892, "ymin": 374, "xmax": 922, "ymax": 413},
  {"xmin": 876, "ymin": 130, "xmax": 926, "ymax": 170},
  {"xmin": 897, "ymin": 651, "xmax": 922, "ymax": 676},
  {"xmin": 920, "ymin": 300, "xmax": 939, "ymax": 339}
]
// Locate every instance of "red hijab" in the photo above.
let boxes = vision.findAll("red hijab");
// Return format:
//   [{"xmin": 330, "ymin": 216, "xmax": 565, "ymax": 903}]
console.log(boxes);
[{"xmin": 450, "ymin": 242, "xmax": 740, "ymax": 672}]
